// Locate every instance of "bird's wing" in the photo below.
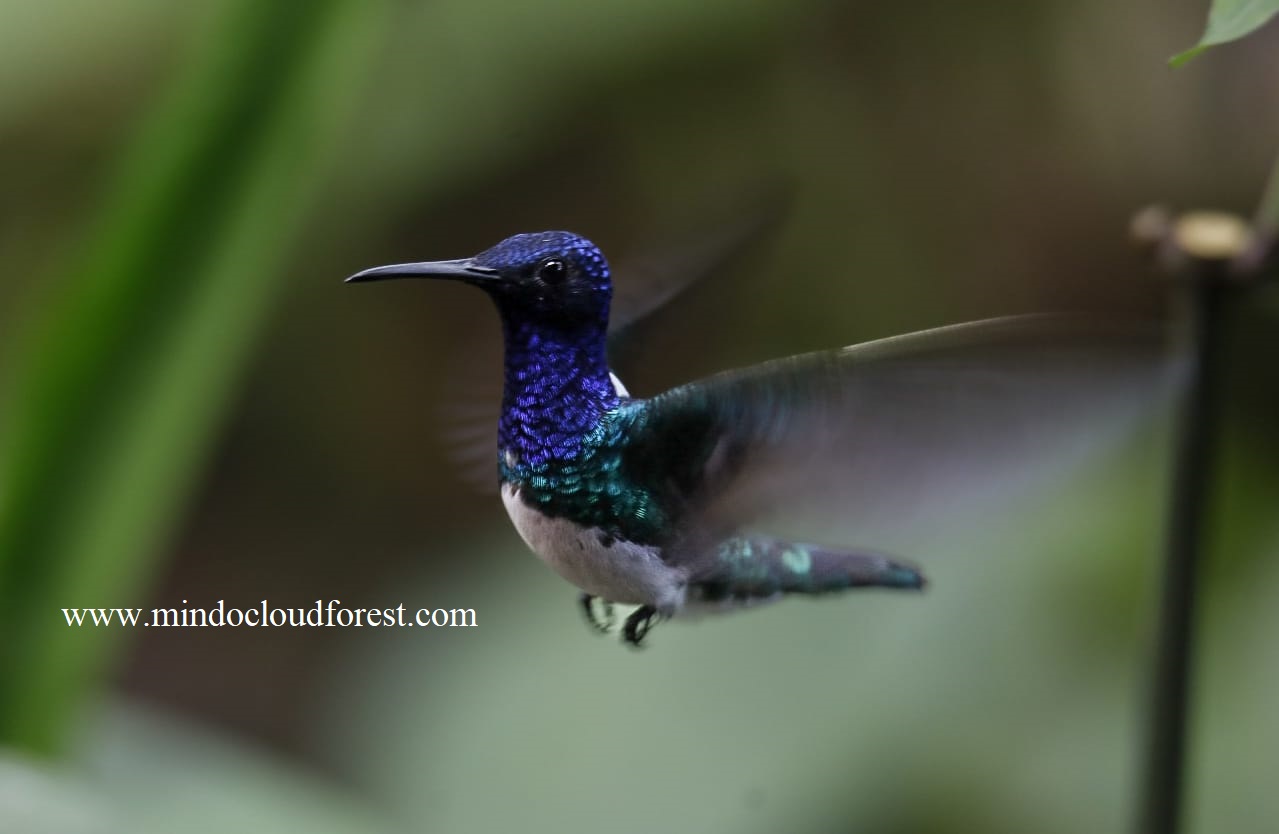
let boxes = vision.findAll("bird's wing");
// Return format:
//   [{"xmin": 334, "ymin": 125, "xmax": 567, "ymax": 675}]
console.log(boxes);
[
  {"xmin": 619, "ymin": 314, "xmax": 1182, "ymax": 561},
  {"xmin": 437, "ymin": 344, "xmax": 505, "ymax": 493},
  {"xmin": 606, "ymin": 189, "xmax": 787, "ymax": 364}
]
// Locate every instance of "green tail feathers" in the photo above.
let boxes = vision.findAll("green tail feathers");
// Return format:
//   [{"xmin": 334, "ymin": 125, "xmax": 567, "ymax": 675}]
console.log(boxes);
[{"xmin": 696, "ymin": 536, "xmax": 925, "ymax": 602}]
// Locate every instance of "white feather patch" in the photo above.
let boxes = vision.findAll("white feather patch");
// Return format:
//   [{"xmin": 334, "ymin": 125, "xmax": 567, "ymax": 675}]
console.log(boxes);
[{"xmin": 500, "ymin": 483, "xmax": 685, "ymax": 612}]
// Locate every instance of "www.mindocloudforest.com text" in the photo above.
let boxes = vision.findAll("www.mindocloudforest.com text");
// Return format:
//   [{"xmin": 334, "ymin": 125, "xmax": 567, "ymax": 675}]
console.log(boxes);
[{"xmin": 62, "ymin": 599, "xmax": 477, "ymax": 628}]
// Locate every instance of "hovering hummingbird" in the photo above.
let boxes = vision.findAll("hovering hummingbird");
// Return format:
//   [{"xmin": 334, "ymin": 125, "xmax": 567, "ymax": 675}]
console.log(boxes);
[{"xmin": 348, "ymin": 231, "xmax": 1166, "ymax": 646}]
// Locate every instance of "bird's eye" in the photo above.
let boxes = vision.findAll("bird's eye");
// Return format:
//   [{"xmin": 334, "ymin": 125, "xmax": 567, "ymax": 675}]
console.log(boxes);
[{"xmin": 537, "ymin": 258, "xmax": 567, "ymax": 284}]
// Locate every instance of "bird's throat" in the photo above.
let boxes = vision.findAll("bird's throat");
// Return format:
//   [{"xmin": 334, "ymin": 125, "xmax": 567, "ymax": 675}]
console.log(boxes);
[{"xmin": 497, "ymin": 317, "xmax": 618, "ymax": 469}]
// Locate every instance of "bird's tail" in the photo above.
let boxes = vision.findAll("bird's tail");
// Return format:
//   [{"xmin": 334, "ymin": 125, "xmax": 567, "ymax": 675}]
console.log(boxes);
[{"xmin": 691, "ymin": 535, "xmax": 925, "ymax": 605}]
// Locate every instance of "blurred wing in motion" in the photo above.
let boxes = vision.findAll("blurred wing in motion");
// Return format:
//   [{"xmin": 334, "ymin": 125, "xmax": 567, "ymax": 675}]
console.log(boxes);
[
  {"xmin": 620, "ymin": 315, "xmax": 1182, "ymax": 559},
  {"xmin": 436, "ymin": 381, "xmax": 506, "ymax": 493},
  {"xmin": 606, "ymin": 187, "xmax": 788, "ymax": 365}
]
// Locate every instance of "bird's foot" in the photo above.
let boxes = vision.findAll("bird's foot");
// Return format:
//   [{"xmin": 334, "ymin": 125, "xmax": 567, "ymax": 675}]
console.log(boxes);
[
  {"xmin": 579, "ymin": 593, "xmax": 615, "ymax": 634},
  {"xmin": 622, "ymin": 605, "xmax": 660, "ymax": 649}
]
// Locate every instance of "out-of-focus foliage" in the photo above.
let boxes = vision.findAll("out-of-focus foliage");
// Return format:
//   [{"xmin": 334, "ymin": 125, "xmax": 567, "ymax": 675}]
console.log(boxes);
[
  {"xmin": 76, "ymin": 702, "xmax": 392, "ymax": 834},
  {"xmin": 1173, "ymin": 0, "xmax": 1279, "ymax": 65},
  {"xmin": 0, "ymin": 0, "xmax": 383, "ymax": 753},
  {"xmin": 1, "ymin": 704, "xmax": 391, "ymax": 834},
  {"xmin": 0, "ymin": 752, "xmax": 116, "ymax": 834}
]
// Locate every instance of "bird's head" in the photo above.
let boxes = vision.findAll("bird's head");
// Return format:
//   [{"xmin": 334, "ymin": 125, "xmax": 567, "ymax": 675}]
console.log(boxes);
[{"xmin": 346, "ymin": 231, "xmax": 612, "ymax": 333}]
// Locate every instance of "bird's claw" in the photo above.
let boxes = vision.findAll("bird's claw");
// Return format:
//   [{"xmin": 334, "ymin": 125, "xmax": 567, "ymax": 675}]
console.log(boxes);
[
  {"xmin": 622, "ymin": 605, "xmax": 660, "ymax": 648},
  {"xmin": 579, "ymin": 593, "xmax": 615, "ymax": 634}
]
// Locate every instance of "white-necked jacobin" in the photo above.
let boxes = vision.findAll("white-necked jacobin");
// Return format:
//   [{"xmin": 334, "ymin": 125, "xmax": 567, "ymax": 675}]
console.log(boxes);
[{"xmin": 347, "ymin": 231, "xmax": 1166, "ymax": 646}]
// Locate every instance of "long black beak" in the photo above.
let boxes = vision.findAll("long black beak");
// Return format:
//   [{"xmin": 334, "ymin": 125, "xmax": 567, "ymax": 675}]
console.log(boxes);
[{"xmin": 344, "ymin": 258, "xmax": 498, "ymax": 284}]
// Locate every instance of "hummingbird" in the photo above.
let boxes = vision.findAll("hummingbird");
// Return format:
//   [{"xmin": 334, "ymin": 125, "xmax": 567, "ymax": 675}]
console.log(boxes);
[{"xmin": 347, "ymin": 231, "xmax": 1167, "ymax": 646}]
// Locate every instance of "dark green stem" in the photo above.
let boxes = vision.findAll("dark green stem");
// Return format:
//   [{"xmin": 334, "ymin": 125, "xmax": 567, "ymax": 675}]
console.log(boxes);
[{"xmin": 1138, "ymin": 272, "xmax": 1227, "ymax": 834}]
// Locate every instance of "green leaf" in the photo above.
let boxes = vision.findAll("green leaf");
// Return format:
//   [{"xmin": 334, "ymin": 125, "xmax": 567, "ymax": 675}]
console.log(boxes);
[
  {"xmin": 1172, "ymin": 0, "xmax": 1279, "ymax": 65},
  {"xmin": 0, "ymin": 0, "xmax": 383, "ymax": 754}
]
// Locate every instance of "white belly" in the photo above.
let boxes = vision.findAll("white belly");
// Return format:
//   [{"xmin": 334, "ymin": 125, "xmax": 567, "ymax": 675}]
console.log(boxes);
[{"xmin": 500, "ymin": 483, "xmax": 686, "ymax": 611}]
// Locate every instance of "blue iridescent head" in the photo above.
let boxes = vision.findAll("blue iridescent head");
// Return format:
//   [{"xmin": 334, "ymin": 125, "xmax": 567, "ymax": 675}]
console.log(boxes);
[{"xmin": 346, "ymin": 231, "xmax": 612, "ymax": 332}]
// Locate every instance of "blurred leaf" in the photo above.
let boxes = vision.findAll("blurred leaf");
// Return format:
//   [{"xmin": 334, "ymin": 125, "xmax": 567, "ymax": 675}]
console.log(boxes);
[
  {"xmin": 71, "ymin": 701, "xmax": 391, "ymax": 834},
  {"xmin": 0, "ymin": 2, "xmax": 195, "ymax": 122},
  {"xmin": 0, "ymin": 750, "xmax": 118, "ymax": 834},
  {"xmin": 1171, "ymin": 0, "xmax": 1279, "ymax": 66},
  {"xmin": 0, "ymin": 0, "xmax": 383, "ymax": 753},
  {"xmin": 2, "ymin": 701, "xmax": 392, "ymax": 834}
]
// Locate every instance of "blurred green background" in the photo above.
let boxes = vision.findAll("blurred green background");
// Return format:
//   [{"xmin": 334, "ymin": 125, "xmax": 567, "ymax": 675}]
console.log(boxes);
[{"xmin": 1, "ymin": 0, "xmax": 1277, "ymax": 832}]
